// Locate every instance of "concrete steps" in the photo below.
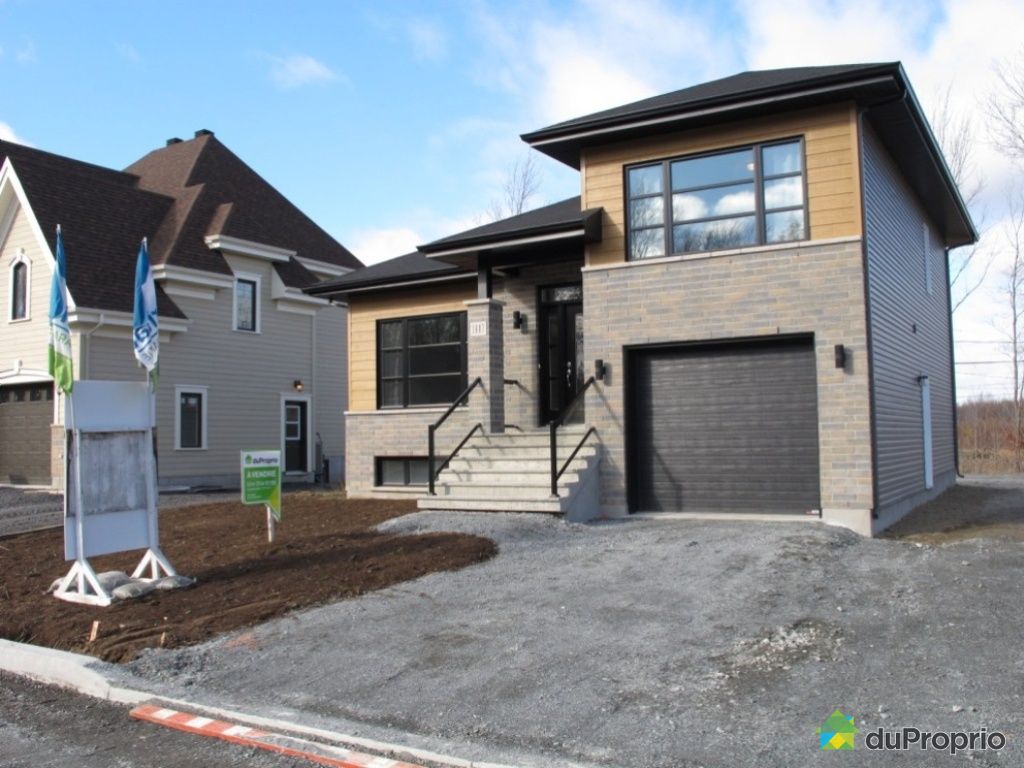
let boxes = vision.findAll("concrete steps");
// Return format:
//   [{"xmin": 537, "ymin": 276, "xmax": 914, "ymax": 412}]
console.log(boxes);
[{"xmin": 417, "ymin": 429, "xmax": 601, "ymax": 519}]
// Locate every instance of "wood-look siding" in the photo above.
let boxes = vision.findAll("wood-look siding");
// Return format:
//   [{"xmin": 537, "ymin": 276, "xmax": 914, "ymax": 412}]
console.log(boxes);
[
  {"xmin": 582, "ymin": 103, "xmax": 862, "ymax": 267},
  {"xmin": 862, "ymin": 122, "xmax": 955, "ymax": 512},
  {"xmin": 347, "ymin": 281, "xmax": 476, "ymax": 412}
]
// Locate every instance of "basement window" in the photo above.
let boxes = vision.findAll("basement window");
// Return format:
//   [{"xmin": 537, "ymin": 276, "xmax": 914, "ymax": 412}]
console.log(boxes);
[{"xmin": 376, "ymin": 457, "xmax": 430, "ymax": 486}]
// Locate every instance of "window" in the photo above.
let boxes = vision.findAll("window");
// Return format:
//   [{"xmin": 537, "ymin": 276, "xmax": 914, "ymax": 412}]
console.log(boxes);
[
  {"xmin": 175, "ymin": 386, "xmax": 208, "ymax": 449},
  {"xmin": 233, "ymin": 274, "xmax": 259, "ymax": 332},
  {"xmin": 9, "ymin": 254, "xmax": 29, "ymax": 321},
  {"xmin": 626, "ymin": 139, "xmax": 807, "ymax": 260},
  {"xmin": 376, "ymin": 457, "xmax": 430, "ymax": 486},
  {"xmin": 378, "ymin": 312, "xmax": 467, "ymax": 408}
]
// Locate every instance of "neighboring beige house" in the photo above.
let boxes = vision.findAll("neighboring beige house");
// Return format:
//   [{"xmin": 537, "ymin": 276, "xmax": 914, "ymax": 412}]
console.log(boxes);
[
  {"xmin": 0, "ymin": 131, "xmax": 362, "ymax": 488},
  {"xmin": 310, "ymin": 63, "xmax": 975, "ymax": 536}
]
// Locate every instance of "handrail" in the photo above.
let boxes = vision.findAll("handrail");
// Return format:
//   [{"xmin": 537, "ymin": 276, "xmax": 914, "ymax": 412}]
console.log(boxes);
[
  {"xmin": 550, "ymin": 376, "xmax": 596, "ymax": 496},
  {"xmin": 430, "ymin": 423, "xmax": 483, "ymax": 495},
  {"xmin": 428, "ymin": 377, "xmax": 483, "ymax": 496}
]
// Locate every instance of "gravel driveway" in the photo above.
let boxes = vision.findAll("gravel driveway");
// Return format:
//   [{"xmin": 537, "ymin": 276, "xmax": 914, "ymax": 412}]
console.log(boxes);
[{"xmin": 118, "ymin": 477, "xmax": 1024, "ymax": 768}]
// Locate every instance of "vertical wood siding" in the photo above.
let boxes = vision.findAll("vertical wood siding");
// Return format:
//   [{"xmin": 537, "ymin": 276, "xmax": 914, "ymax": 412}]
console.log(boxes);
[{"xmin": 862, "ymin": 122, "xmax": 956, "ymax": 511}]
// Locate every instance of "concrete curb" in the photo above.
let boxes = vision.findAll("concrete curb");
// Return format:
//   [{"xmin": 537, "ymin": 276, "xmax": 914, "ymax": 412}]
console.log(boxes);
[{"xmin": 0, "ymin": 638, "xmax": 533, "ymax": 768}]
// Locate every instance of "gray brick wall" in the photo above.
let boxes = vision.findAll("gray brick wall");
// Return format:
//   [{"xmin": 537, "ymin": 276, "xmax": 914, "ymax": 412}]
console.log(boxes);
[{"xmin": 582, "ymin": 239, "xmax": 874, "ymax": 525}]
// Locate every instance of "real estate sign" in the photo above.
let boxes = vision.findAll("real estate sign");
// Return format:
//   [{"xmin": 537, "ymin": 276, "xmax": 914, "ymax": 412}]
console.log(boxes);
[{"xmin": 241, "ymin": 450, "xmax": 282, "ymax": 522}]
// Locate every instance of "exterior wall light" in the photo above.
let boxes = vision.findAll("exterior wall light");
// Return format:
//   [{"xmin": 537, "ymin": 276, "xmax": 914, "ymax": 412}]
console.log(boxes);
[
  {"xmin": 595, "ymin": 359, "xmax": 607, "ymax": 381},
  {"xmin": 293, "ymin": 380, "xmax": 304, "ymax": 391},
  {"xmin": 834, "ymin": 344, "xmax": 847, "ymax": 370},
  {"xmin": 512, "ymin": 310, "xmax": 525, "ymax": 330}
]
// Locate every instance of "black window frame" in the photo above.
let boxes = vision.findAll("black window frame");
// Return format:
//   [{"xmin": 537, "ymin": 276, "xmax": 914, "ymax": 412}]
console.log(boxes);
[
  {"xmin": 375, "ymin": 456, "xmax": 430, "ymax": 486},
  {"xmin": 178, "ymin": 390, "xmax": 204, "ymax": 449},
  {"xmin": 625, "ymin": 137, "xmax": 808, "ymax": 260},
  {"xmin": 234, "ymin": 278, "xmax": 258, "ymax": 332},
  {"xmin": 376, "ymin": 311, "xmax": 468, "ymax": 409},
  {"xmin": 10, "ymin": 260, "xmax": 27, "ymax": 320}
]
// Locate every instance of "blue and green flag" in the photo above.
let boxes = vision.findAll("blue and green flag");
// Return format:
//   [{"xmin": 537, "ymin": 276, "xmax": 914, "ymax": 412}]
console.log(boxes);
[
  {"xmin": 132, "ymin": 238, "xmax": 159, "ymax": 390},
  {"xmin": 47, "ymin": 225, "xmax": 74, "ymax": 394}
]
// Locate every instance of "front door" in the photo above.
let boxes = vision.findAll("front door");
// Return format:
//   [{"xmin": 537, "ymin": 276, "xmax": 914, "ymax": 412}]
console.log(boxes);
[
  {"xmin": 538, "ymin": 284, "xmax": 584, "ymax": 425},
  {"xmin": 284, "ymin": 400, "xmax": 308, "ymax": 473}
]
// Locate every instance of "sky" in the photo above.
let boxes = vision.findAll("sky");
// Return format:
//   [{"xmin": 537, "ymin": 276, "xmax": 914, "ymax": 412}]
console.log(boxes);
[{"xmin": 2, "ymin": 0, "xmax": 1023, "ymax": 400}]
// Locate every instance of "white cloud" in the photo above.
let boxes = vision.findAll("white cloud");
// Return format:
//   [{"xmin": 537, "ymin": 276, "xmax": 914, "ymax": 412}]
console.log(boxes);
[
  {"xmin": 0, "ymin": 121, "xmax": 30, "ymax": 145},
  {"xmin": 348, "ymin": 227, "xmax": 423, "ymax": 266},
  {"xmin": 407, "ymin": 18, "xmax": 447, "ymax": 61},
  {"xmin": 266, "ymin": 53, "xmax": 338, "ymax": 89}
]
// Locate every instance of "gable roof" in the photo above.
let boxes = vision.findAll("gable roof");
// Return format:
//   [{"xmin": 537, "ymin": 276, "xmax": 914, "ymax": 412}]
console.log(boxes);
[
  {"xmin": 1, "ymin": 133, "xmax": 362, "ymax": 317},
  {"xmin": 522, "ymin": 62, "xmax": 976, "ymax": 247},
  {"xmin": 418, "ymin": 196, "xmax": 602, "ymax": 257},
  {"xmin": 307, "ymin": 250, "xmax": 470, "ymax": 296}
]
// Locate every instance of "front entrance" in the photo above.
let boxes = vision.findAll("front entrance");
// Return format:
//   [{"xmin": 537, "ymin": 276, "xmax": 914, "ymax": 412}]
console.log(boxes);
[
  {"xmin": 538, "ymin": 283, "xmax": 584, "ymax": 425},
  {"xmin": 283, "ymin": 399, "xmax": 309, "ymax": 473}
]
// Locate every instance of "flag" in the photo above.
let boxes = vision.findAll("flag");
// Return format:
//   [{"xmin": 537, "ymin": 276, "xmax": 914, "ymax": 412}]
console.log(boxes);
[
  {"xmin": 48, "ymin": 225, "xmax": 74, "ymax": 394},
  {"xmin": 132, "ymin": 238, "xmax": 159, "ymax": 389}
]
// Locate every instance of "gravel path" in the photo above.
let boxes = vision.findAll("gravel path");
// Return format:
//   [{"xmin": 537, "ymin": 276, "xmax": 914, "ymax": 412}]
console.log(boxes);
[{"xmin": 114, "ymin": 477, "xmax": 1024, "ymax": 768}]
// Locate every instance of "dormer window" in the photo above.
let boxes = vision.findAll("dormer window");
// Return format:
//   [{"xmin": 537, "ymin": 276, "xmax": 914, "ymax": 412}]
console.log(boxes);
[
  {"xmin": 627, "ymin": 138, "xmax": 807, "ymax": 260},
  {"xmin": 9, "ymin": 252, "xmax": 29, "ymax": 321}
]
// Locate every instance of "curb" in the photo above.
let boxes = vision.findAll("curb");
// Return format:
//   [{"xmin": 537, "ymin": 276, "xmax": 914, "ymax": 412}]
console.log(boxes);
[
  {"xmin": 0, "ymin": 638, "xmax": 526, "ymax": 768},
  {"xmin": 131, "ymin": 703, "xmax": 424, "ymax": 768}
]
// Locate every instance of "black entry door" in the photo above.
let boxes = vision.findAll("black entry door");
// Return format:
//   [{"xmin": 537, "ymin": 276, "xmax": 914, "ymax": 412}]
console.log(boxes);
[
  {"xmin": 284, "ymin": 400, "xmax": 308, "ymax": 472},
  {"xmin": 538, "ymin": 284, "xmax": 584, "ymax": 425}
]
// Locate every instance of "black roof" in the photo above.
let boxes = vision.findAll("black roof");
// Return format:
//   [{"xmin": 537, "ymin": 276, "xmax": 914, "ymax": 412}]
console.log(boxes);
[
  {"xmin": 307, "ymin": 250, "xmax": 469, "ymax": 296},
  {"xmin": 419, "ymin": 196, "xmax": 601, "ymax": 254},
  {"xmin": 524, "ymin": 64, "xmax": 895, "ymax": 145}
]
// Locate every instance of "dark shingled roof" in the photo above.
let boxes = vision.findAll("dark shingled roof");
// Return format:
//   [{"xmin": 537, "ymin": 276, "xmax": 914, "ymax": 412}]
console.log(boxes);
[
  {"xmin": 419, "ymin": 196, "xmax": 601, "ymax": 253},
  {"xmin": 523, "ymin": 64, "xmax": 896, "ymax": 141},
  {"xmin": 307, "ymin": 250, "xmax": 469, "ymax": 296},
  {"xmin": 1, "ymin": 134, "xmax": 362, "ymax": 317}
]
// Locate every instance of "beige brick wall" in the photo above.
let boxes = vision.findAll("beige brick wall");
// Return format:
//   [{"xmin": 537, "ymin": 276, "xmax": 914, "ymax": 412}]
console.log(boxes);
[{"xmin": 582, "ymin": 237, "xmax": 874, "ymax": 520}]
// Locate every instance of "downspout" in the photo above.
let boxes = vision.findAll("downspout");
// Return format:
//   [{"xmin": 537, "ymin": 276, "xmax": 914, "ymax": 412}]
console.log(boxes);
[
  {"xmin": 311, "ymin": 309, "xmax": 317, "ymax": 475},
  {"xmin": 82, "ymin": 313, "xmax": 105, "ymax": 380},
  {"xmin": 945, "ymin": 246, "xmax": 963, "ymax": 478}
]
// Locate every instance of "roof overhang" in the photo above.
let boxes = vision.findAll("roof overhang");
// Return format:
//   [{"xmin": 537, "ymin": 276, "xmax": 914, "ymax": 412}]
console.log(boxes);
[
  {"xmin": 204, "ymin": 234, "xmax": 295, "ymax": 262},
  {"xmin": 418, "ymin": 207, "xmax": 603, "ymax": 270},
  {"xmin": 307, "ymin": 270, "xmax": 475, "ymax": 299}
]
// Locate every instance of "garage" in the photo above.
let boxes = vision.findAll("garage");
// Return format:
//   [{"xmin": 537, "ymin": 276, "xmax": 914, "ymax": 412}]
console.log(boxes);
[
  {"xmin": 0, "ymin": 383, "xmax": 54, "ymax": 485},
  {"xmin": 628, "ymin": 337, "xmax": 820, "ymax": 514}
]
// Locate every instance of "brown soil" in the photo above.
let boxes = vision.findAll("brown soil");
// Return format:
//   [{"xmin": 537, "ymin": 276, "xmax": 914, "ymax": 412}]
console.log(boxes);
[{"xmin": 0, "ymin": 492, "xmax": 495, "ymax": 663}]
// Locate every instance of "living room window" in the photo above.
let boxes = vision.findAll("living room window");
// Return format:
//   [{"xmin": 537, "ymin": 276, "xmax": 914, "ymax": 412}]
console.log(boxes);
[
  {"xmin": 627, "ymin": 138, "xmax": 807, "ymax": 260},
  {"xmin": 377, "ymin": 312, "xmax": 467, "ymax": 408}
]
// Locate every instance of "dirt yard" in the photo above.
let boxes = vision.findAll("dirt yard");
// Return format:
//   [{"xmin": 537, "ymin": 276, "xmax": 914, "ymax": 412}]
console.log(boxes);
[
  {"xmin": 0, "ymin": 492, "xmax": 495, "ymax": 663},
  {"xmin": 883, "ymin": 475, "xmax": 1024, "ymax": 543}
]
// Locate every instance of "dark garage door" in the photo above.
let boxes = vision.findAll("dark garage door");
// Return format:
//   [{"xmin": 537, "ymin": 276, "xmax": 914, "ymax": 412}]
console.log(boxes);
[
  {"xmin": 630, "ymin": 338, "xmax": 820, "ymax": 514},
  {"xmin": 0, "ymin": 383, "xmax": 53, "ymax": 485}
]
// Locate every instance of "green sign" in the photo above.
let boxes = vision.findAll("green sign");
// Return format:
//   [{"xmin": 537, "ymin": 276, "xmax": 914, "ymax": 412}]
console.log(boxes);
[{"xmin": 241, "ymin": 450, "xmax": 281, "ymax": 522}]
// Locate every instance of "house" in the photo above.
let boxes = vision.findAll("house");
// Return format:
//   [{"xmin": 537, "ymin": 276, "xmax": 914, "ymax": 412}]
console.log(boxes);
[
  {"xmin": 308, "ymin": 62, "xmax": 975, "ymax": 536},
  {"xmin": 0, "ymin": 131, "xmax": 362, "ymax": 488}
]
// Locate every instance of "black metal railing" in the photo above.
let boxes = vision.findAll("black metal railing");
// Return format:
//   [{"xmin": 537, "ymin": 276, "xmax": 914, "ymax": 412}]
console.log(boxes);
[
  {"xmin": 550, "ymin": 376, "xmax": 597, "ymax": 496},
  {"xmin": 428, "ymin": 377, "xmax": 483, "ymax": 495}
]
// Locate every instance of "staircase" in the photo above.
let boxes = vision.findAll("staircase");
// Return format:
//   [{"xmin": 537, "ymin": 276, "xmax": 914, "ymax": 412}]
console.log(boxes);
[{"xmin": 417, "ymin": 428, "xmax": 601, "ymax": 520}]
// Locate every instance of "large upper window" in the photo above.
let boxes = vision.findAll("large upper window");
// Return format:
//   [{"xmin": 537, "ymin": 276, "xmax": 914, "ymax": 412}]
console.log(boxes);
[
  {"xmin": 378, "ymin": 313, "xmax": 467, "ymax": 408},
  {"xmin": 627, "ymin": 139, "xmax": 807, "ymax": 260},
  {"xmin": 9, "ymin": 256, "xmax": 28, "ymax": 321}
]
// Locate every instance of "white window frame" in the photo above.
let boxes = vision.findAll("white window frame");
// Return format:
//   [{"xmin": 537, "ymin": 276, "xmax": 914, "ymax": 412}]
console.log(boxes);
[
  {"xmin": 232, "ymin": 271, "xmax": 261, "ymax": 333},
  {"xmin": 280, "ymin": 393, "xmax": 312, "ymax": 475},
  {"xmin": 175, "ymin": 385, "xmax": 208, "ymax": 451},
  {"xmin": 8, "ymin": 249, "xmax": 30, "ymax": 322}
]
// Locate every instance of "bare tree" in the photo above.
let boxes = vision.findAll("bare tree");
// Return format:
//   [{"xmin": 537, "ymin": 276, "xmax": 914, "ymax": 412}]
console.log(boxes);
[
  {"xmin": 987, "ymin": 53, "xmax": 1024, "ymax": 161},
  {"xmin": 487, "ymin": 152, "xmax": 541, "ymax": 221},
  {"xmin": 931, "ymin": 84, "xmax": 989, "ymax": 312}
]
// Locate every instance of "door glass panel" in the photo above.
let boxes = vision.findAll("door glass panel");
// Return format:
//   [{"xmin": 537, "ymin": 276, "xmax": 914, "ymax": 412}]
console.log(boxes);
[{"xmin": 541, "ymin": 285, "xmax": 582, "ymax": 303}]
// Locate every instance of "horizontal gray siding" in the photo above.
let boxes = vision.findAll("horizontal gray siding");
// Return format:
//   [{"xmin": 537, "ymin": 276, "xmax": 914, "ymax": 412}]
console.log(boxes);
[{"xmin": 862, "ymin": 121, "xmax": 955, "ymax": 513}]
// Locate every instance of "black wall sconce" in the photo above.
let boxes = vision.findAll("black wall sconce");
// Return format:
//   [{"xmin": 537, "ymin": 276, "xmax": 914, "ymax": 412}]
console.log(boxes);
[
  {"xmin": 834, "ymin": 344, "xmax": 847, "ymax": 370},
  {"xmin": 293, "ymin": 379, "xmax": 304, "ymax": 392},
  {"xmin": 594, "ymin": 359, "xmax": 607, "ymax": 381},
  {"xmin": 512, "ymin": 310, "xmax": 525, "ymax": 330}
]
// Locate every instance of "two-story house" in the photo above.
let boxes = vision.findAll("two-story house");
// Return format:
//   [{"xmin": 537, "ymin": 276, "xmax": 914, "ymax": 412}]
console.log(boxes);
[
  {"xmin": 0, "ymin": 131, "xmax": 362, "ymax": 488},
  {"xmin": 309, "ymin": 63, "xmax": 975, "ymax": 536}
]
